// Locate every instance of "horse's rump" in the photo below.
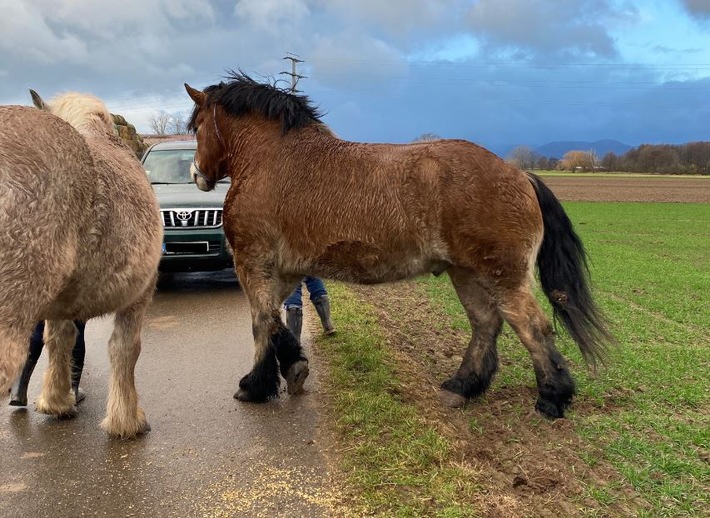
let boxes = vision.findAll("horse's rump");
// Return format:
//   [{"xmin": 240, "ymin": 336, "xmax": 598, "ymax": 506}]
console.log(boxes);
[{"xmin": 0, "ymin": 107, "xmax": 95, "ymax": 323}]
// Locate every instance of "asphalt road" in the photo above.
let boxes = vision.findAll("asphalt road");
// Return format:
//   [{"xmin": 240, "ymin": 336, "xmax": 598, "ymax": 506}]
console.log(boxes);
[{"xmin": 0, "ymin": 271, "xmax": 342, "ymax": 518}]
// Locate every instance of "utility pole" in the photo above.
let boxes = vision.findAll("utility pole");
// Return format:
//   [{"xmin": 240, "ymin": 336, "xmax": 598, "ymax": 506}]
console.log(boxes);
[{"xmin": 281, "ymin": 53, "xmax": 306, "ymax": 92}]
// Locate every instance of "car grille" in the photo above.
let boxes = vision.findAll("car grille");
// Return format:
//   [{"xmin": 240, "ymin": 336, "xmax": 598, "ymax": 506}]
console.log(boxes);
[{"xmin": 161, "ymin": 209, "xmax": 223, "ymax": 229}]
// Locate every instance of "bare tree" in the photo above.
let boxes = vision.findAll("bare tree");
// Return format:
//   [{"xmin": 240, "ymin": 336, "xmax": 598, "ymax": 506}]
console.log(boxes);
[
  {"xmin": 601, "ymin": 152, "xmax": 619, "ymax": 172},
  {"xmin": 147, "ymin": 112, "xmax": 172, "ymax": 135},
  {"xmin": 412, "ymin": 132, "xmax": 441, "ymax": 142},
  {"xmin": 507, "ymin": 145, "xmax": 540, "ymax": 170},
  {"xmin": 169, "ymin": 114, "xmax": 188, "ymax": 135}
]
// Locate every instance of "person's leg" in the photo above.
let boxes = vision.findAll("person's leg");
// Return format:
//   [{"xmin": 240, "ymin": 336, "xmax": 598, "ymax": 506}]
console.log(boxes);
[
  {"xmin": 303, "ymin": 276, "xmax": 327, "ymax": 301},
  {"xmin": 283, "ymin": 282, "xmax": 304, "ymax": 342},
  {"xmin": 71, "ymin": 320, "xmax": 86, "ymax": 403},
  {"xmin": 305, "ymin": 277, "xmax": 335, "ymax": 335},
  {"xmin": 283, "ymin": 283, "xmax": 304, "ymax": 309},
  {"xmin": 28, "ymin": 321, "xmax": 46, "ymax": 362},
  {"xmin": 9, "ymin": 322, "xmax": 45, "ymax": 406}
]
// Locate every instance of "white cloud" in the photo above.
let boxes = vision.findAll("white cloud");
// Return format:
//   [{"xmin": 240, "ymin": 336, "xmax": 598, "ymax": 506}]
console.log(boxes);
[
  {"xmin": 0, "ymin": 2, "xmax": 89, "ymax": 64},
  {"xmin": 309, "ymin": 32, "xmax": 408, "ymax": 91},
  {"xmin": 234, "ymin": 0, "xmax": 310, "ymax": 34}
]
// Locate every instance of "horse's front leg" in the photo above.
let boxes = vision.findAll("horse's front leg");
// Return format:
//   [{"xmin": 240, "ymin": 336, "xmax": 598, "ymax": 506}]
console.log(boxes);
[
  {"xmin": 234, "ymin": 267, "xmax": 308, "ymax": 402},
  {"xmin": 100, "ymin": 284, "xmax": 153, "ymax": 438},
  {"xmin": 36, "ymin": 320, "xmax": 77, "ymax": 418}
]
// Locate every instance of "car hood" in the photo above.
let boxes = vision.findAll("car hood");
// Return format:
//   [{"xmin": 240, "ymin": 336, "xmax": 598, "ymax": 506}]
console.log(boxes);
[{"xmin": 152, "ymin": 183, "xmax": 229, "ymax": 209}]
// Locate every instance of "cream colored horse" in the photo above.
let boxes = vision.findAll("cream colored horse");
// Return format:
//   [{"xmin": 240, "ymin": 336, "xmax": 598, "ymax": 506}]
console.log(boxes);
[{"xmin": 0, "ymin": 91, "xmax": 162, "ymax": 438}]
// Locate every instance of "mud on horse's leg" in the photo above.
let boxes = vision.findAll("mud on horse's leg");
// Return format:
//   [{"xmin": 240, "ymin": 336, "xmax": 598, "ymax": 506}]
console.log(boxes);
[
  {"xmin": 234, "ymin": 267, "xmax": 309, "ymax": 402},
  {"xmin": 233, "ymin": 304, "xmax": 279, "ymax": 401},
  {"xmin": 235, "ymin": 312, "xmax": 310, "ymax": 401},
  {"xmin": 500, "ymin": 289, "xmax": 576, "ymax": 418},
  {"xmin": 271, "ymin": 317, "xmax": 309, "ymax": 395}
]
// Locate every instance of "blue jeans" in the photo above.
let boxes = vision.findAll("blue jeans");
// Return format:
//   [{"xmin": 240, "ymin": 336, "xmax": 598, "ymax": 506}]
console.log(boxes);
[{"xmin": 284, "ymin": 276, "xmax": 328, "ymax": 309}]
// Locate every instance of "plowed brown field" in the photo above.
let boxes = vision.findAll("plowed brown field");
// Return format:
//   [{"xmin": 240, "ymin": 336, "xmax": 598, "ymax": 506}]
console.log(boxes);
[{"xmin": 540, "ymin": 174, "xmax": 710, "ymax": 202}]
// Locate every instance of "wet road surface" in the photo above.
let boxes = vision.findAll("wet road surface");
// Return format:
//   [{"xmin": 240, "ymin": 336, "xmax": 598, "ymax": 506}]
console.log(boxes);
[{"xmin": 0, "ymin": 271, "xmax": 342, "ymax": 517}]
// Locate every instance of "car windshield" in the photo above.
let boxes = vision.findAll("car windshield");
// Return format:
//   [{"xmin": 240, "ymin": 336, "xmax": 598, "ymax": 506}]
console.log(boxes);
[{"xmin": 143, "ymin": 148, "xmax": 229, "ymax": 184}]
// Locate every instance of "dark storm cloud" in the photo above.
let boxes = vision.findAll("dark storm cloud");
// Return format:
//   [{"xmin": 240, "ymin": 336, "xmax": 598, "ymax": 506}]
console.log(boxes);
[
  {"xmin": 463, "ymin": 0, "xmax": 638, "ymax": 61},
  {"xmin": 681, "ymin": 0, "xmax": 710, "ymax": 19}
]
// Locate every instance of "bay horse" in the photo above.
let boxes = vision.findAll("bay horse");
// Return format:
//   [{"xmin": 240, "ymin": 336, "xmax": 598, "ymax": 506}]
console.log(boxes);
[
  {"xmin": 184, "ymin": 72, "xmax": 613, "ymax": 418},
  {"xmin": 0, "ymin": 91, "xmax": 163, "ymax": 438}
]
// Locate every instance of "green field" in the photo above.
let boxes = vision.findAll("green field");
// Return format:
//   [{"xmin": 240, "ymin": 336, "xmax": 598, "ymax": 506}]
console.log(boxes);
[{"xmin": 315, "ymin": 202, "xmax": 710, "ymax": 517}]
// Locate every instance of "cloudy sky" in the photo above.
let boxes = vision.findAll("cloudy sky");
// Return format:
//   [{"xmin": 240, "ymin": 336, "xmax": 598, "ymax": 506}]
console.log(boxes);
[{"xmin": 1, "ymin": 0, "xmax": 709, "ymax": 155}]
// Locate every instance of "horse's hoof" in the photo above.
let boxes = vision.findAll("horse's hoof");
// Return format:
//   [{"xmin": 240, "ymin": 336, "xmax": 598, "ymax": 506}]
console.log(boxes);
[
  {"xmin": 101, "ymin": 418, "xmax": 151, "ymax": 439},
  {"xmin": 238, "ymin": 373, "xmax": 251, "ymax": 389},
  {"xmin": 535, "ymin": 397, "xmax": 566, "ymax": 418},
  {"xmin": 56, "ymin": 406, "xmax": 78, "ymax": 420},
  {"xmin": 285, "ymin": 360, "xmax": 309, "ymax": 395},
  {"xmin": 35, "ymin": 397, "xmax": 77, "ymax": 418},
  {"xmin": 233, "ymin": 387, "xmax": 271, "ymax": 403},
  {"xmin": 439, "ymin": 389, "xmax": 468, "ymax": 408},
  {"xmin": 234, "ymin": 388, "xmax": 250, "ymax": 401}
]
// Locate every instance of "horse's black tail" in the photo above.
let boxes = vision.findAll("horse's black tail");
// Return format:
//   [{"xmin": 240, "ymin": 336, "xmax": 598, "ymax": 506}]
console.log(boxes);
[{"xmin": 527, "ymin": 173, "xmax": 613, "ymax": 368}]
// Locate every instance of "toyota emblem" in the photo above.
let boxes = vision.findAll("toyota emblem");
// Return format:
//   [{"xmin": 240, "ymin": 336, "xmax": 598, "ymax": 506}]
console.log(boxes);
[{"xmin": 176, "ymin": 210, "xmax": 192, "ymax": 221}]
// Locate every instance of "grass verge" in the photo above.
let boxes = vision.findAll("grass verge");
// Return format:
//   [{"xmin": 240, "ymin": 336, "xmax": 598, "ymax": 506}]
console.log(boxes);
[{"xmin": 314, "ymin": 283, "xmax": 482, "ymax": 517}]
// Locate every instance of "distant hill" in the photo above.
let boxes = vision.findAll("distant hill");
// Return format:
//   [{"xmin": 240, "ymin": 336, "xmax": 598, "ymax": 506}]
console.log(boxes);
[{"xmin": 535, "ymin": 139, "xmax": 632, "ymax": 159}]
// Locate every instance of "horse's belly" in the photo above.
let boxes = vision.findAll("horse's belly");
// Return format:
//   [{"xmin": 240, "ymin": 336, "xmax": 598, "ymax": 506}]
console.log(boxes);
[{"xmin": 311, "ymin": 241, "xmax": 448, "ymax": 284}]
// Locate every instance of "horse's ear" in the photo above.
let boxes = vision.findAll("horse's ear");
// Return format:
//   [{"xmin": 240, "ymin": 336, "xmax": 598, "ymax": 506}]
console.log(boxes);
[
  {"xmin": 29, "ymin": 89, "xmax": 47, "ymax": 110},
  {"xmin": 184, "ymin": 84, "xmax": 205, "ymax": 105}
]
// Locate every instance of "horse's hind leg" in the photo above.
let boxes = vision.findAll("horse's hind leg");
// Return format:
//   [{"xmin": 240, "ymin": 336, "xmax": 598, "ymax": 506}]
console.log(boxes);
[
  {"xmin": 100, "ymin": 284, "xmax": 153, "ymax": 438},
  {"xmin": 498, "ymin": 287, "xmax": 576, "ymax": 418},
  {"xmin": 36, "ymin": 320, "xmax": 78, "ymax": 417},
  {"xmin": 440, "ymin": 267, "xmax": 503, "ymax": 407}
]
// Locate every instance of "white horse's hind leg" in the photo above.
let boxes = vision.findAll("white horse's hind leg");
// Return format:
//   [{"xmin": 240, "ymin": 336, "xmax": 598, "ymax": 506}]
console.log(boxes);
[
  {"xmin": 0, "ymin": 326, "xmax": 30, "ymax": 394},
  {"xmin": 101, "ymin": 286, "xmax": 153, "ymax": 439},
  {"xmin": 36, "ymin": 320, "xmax": 77, "ymax": 417}
]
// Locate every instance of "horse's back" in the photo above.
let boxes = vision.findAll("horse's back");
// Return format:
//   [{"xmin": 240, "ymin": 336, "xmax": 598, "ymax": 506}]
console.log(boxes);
[{"xmin": 247, "ymin": 135, "xmax": 540, "ymax": 284}]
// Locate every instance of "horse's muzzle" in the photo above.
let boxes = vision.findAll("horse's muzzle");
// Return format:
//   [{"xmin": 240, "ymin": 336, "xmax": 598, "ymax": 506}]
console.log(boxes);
[{"xmin": 190, "ymin": 158, "xmax": 215, "ymax": 192}]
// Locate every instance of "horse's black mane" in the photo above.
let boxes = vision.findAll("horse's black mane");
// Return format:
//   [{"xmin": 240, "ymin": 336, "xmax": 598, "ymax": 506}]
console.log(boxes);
[{"xmin": 188, "ymin": 71, "xmax": 323, "ymax": 134}]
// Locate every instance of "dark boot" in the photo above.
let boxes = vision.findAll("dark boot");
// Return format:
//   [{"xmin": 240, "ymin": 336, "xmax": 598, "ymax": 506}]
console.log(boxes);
[
  {"xmin": 9, "ymin": 357, "xmax": 37, "ymax": 407},
  {"xmin": 313, "ymin": 295, "xmax": 336, "ymax": 335},
  {"xmin": 73, "ymin": 386, "xmax": 86, "ymax": 404},
  {"xmin": 286, "ymin": 306, "xmax": 303, "ymax": 343}
]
